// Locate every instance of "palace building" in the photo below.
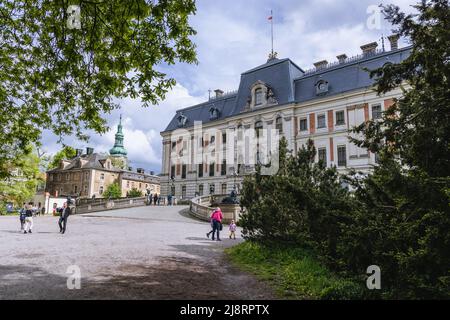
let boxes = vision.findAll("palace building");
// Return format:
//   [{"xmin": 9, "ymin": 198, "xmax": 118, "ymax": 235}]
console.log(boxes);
[
  {"xmin": 46, "ymin": 117, "xmax": 160, "ymax": 199},
  {"xmin": 160, "ymin": 36, "xmax": 411, "ymax": 200}
]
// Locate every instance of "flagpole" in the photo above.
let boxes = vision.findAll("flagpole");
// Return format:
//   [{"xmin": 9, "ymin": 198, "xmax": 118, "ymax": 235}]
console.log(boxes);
[{"xmin": 271, "ymin": 10, "xmax": 274, "ymax": 56}]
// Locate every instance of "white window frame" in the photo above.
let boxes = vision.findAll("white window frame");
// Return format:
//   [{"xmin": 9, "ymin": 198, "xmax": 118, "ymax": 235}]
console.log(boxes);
[{"xmin": 316, "ymin": 113, "xmax": 327, "ymax": 130}]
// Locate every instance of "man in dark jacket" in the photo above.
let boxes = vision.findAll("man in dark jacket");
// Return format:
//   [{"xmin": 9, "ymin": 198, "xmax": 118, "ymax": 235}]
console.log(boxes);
[{"xmin": 58, "ymin": 202, "xmax": 71, "ymax": 234}]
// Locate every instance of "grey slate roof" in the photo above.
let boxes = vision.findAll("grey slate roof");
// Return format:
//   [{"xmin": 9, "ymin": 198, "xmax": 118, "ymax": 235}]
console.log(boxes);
[
  {"xmin": 47, "ymin": 153, "xmax": 119, "ymax": 173},
  {"xmin": 162, "ymin": 46, "xmax": 412, "ymax": 133}
]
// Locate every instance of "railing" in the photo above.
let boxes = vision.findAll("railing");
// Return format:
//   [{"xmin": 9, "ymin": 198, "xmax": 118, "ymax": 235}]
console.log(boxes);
[
  {"xmin": 189, "ymin": 194, "xmax": 242, "ymax": 224},
  {"xmin": 74, "ymin": 197, "xmax": 147, "ymax": 214}
]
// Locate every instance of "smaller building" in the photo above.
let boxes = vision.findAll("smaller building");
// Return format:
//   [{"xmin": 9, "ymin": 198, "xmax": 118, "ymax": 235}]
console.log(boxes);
[{"xmin": 45, "ymin": 118, "xmax": 160, "ymax": 199}]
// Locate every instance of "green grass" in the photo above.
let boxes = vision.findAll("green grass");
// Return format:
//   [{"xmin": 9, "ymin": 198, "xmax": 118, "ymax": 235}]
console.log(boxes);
[{"xmin": 225, "ymin": 241, "xmax": 364, "ymax": 300}]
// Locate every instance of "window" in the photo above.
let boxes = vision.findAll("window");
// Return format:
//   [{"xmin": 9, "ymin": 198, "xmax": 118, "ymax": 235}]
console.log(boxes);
[
  {"xmin": 209, "ymin": 163, "xmax": 215, "ymax": 177},
  {"xmin": 100, "ymin": 173, "xmax": 105, "ymax": 180},
  {"xmin": 74, "ymin": 185, "xmax": 78, "ymax": 194},
  {"xmin": 181, "ymin": 164, "xmax": 187, "ymax": 179},
  {"xmin": 222, "ymin": 132, "xmax": 227, "ymax": 144},
  {"xmin": 337, "ymin": 145, "xmax": 347, "ymax": 167},
  {"xmin": 372, "ymin": 104, "xmax": 382, "ymax": 120},
  {"xmin": 85, "ymin": 172, "xmax": 89, "ymax": 180},
  {"xmin": 300, "ymin": 118, "xmax": 308, "ymax": 131},
  {"xmin": 209, "ymin": 183, "xmax": 215, "ymax": 194},
  {"xmin": 221, "ymin": 183, "xmax": 227, "ymax": 194},
  {"xmin": 255, "ymin": 121, "xmax": 263, "ymax": 138},
  {"xmin": 275, "ymin": 117, "xmax": 283, "ymax": 133},
  {"xmin": 210, "ymin": 135, "xmax": 215, "ymax": 144},
  {"xmin": 255, "ymin": 88, "xmax": 263, "ymax": 106},
  {"xmin": 221, "ymin": 160, "xmax": 227, "ymax": 176},
  {"xmin": 317, "ymin": 114, "xmax": 326, "ymax": 129},
  {"xmin": 139, "ymin": 183, "xmax": 142, "ymax": 189},
  {"xmin": 318, "ymin": 148, "xmax": 327, "ymax": 166},
  {"xmin": 127, "ymin": 181, "xmax": 130, "ymax": 188},
  {"xmin": 198, "ymin": 164, "xmax": 203, "ymax": 178},
  {"xmin": 181, "ymin": 186, "xmax": 186, "ymax": 199},
  {"xmin": 66, "ymin": 173, "xmax": 70, "ymax": 181},
  {"xmin": 198, "ymin": 184, "xmax": 204, "ymax": 196},
  {"xmin": 170, "ymin": 165, "xmax": 175, "ymax": 179},
  {"xmin": 237, "ymin": 125, "xmax": 243, "ymax": 140},
  {"xmin": 336, "ymin": 111, "xmax": 345, "ymax": 125},
  {"xmin": 83, "ymin": 185, "xmax": 88, "ymax": 194},
  {"xmin": 99, "ymin": 186, "xmax": 104, "ymax": 195}
]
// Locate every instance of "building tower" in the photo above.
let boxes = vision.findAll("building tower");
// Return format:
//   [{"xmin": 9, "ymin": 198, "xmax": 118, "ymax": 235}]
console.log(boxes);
[{"xmin": 109, "ymin": 115, "xmax": 128, "ymax": 169}]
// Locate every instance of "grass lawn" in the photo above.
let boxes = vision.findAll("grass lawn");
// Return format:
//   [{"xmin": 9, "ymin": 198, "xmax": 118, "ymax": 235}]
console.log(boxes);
[{"xmin": 225, "ymin": 241, "xmax": 364, "ymax": 300}]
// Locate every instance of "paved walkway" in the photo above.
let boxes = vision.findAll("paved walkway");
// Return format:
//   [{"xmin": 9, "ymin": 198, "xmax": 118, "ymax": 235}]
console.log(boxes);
[{"xmin": 0, "ymin": 206, "xmax": 274, "ymax": 299}]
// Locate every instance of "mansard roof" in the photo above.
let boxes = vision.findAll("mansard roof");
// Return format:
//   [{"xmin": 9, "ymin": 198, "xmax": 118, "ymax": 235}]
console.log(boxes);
[{"xmin": 162, "ymin": 46, "xmax": 412, "ymax": 133}]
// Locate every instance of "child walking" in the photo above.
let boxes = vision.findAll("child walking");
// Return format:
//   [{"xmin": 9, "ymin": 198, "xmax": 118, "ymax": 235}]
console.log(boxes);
[{"xmin": 229, "ymin": 220, "xmax": 237, "ymax": 239}]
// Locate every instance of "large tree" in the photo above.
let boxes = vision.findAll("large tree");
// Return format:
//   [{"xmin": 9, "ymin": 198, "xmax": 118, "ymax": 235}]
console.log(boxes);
[{"xmin": 0, "ymin": 0, "xmax": 197, "ymax": 178}]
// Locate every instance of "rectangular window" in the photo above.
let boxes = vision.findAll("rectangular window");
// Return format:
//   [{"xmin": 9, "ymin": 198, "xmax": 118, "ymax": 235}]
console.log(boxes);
[
  {"xmin": 209, "ymin": 183, "xmax": 215, "ymax": 194},
  {"xmin": 317, "ymin": 114, "xmax": 326, "ymax": 128},
  {"xmin": 255, "ymin": 88, "xmax": 263, "ymax": 105},
  {"xmin": 182, "ymin": 164, "xmax": 187, "ymax": 179},
  {"xmin": 299, "ymin": 118, "xmax": 308, "ymax": 131},
  {"xmin": 170, "ymin": 165, "xmax": 175, "ymax": 179},
  {"xmin": 221, "ymin": 183, "xmax": 227, "ymax": 194},
  {"xmin": 318, "ymin": 148, "xmax": 327, "ymax": 166},
  {"xmin": 99, "ymin": 186, "xmax": 104, "ymax": 195},
  {"xmin": 221, "ymin": 161, "xmax": 227, "ymax": 176},
  {"xmin": 372, "ymin": 104, "xmax": 382, "ymax": 120},
  {"xmin": 181, "ymin": 186, "xmax": 186, "ymax": 198},
  {"xmin": 198, "ymin": 164, "xmax": 203, "ymax": 178},
  {"xmin": 336, "ymin": 111, "xmax": 345, "ymax": 125},
  {"xmin": 198, "ymin": 184, "xmax": 204, "ymax": 196},
  {"xmin": 100, "ymin": 173, "xmax": 104, "ymax": 180},
  {"xmin": 209, "ymin": 163, "xmax": 215, "ymax": 177},
  {"xmin": 222, "ymin": 132, "xmax": 227, "ymax": 144},
  {"xmin": 337, "ymin": 145, "xmax": 347, "ymax": 167}
]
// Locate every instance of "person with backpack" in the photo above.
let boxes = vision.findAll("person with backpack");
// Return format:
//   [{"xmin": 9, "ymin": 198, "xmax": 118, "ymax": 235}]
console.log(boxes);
[
  {"xmin": 23, "ymin": 202, "xmax": 33, "ymax": 234},
  {"xmin": 19, "ymin": 203, "xmax": 26, "ymax": 232}
]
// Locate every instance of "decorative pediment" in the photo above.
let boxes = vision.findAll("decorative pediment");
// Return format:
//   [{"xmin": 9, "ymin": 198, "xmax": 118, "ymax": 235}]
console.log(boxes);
[{"xmin": 244, "ymin": 81, "xmax": 278, "ymax": 111}]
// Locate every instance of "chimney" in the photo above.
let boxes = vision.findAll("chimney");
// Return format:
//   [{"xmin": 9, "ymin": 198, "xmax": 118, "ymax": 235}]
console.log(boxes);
[
  {"xmin": 336, "ymin": 54, "xmax": 347, "ymax": 64},
  {"xmin": 137, "ymin": 168, "xmax": 145, "ymax": 174},
  {"xmin": 387, "ymin": 34, "xmax": 399, "ymax": 51},
  {"xmin": 76, "ymin": 149, "xmax": 83, "ymax": 157},
  {"xmin": 86, "ymin": 147, "xmax": 94, "ymax": 155},
  {"xmin": 360, "ymin": 42, "xmax": 378, "ymax": 56},
  {"xmin": 214, "ymin": 89, "xmax": 224, "ymax": 98},
  {"xmin": 313, "ymin": 60, "xmax": 328, "ymax": 70}
]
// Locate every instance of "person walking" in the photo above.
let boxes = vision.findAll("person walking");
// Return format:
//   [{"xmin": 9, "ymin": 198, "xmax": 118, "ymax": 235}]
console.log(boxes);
[
  {"xmin": 206, "ymin": 209, "xmax": 216, "ymax": 239},
  {"xmin": 210, "ymin": 207, "xmax": 223, "ymax": 241},
  {"xmin": 153, "ymin": 193, "xmax": 158, "ymax": 205},
  {"xmin": 229, "ymin": 220, "xmax": 237, "ymax": 240},
  {"xmin": 58, "ymin": 202, "xmax": 71, "ymax": 234},
  {"xmin": 19, "ymin": 203, "xmax": 26, "ymax": 232},
  {"xmin": 23, "ymin": 202, "xmax": 33, "ymax": 234}
]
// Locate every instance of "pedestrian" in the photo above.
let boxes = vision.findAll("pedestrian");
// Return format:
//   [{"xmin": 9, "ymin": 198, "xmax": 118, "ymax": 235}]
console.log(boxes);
[
  {"xmin": 147, "ymin": 193, "xmax": 152, "ymax": 205},
  {"xmin": 41, "ymin": 206, "xmax": 45, "ymax": 216},
  {"xmin": 19, "ymin": 203, "xmax": 26, "ymax": 232},
  {"xmin": 153, "ymin": 193, "xmax": 158, "ymax": 205},
  {"xmin": 37, "ymin": 202, "xmax": 42, "ymax": 216},
  {"xmin": 206, "ymin": 209, "xmax": 216, "ymax": 239},
  {"xmin": 157, "ymin": 196, "xmax": 161, "ymax": 206},
  {"xmin": 168, "ymin": 194, "xmax": 172, "ymax": 206},
  {"xmin": 210, "ymin": 207, "xmax": 223, "ymax": 241},
  {"xmin": 229, "ymin": 220, "xmax": 237, "ymax": 239},
  {"xmin": 58, "ymin": 202, "xmax": 71, "ymax": 234},
  {"xmin": 23, "ymin": 202, "xmax": 34, "ymax": 234}
]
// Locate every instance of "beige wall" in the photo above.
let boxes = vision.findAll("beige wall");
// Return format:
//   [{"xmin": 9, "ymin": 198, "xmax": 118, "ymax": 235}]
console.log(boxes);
[{"xmin": 120, "ymin": 178, "xmax": 160, "ymax": 197}]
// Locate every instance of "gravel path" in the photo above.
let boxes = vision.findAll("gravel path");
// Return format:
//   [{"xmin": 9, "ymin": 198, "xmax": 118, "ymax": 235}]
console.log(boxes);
[{"xmin": 0, "ymin": 206, "xmax": 274, "ymax": 300}]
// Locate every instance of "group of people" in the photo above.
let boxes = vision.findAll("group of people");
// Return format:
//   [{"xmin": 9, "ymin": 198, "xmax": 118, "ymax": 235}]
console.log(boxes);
[
  {"xmin": 206, "ymin": 207, "xmax": 237, "ymax": 241},
  {"xmin": 19, "ymin": 201, "xmax": 71, "ymax": 235},
  {"xmin": 146, "ymin": 193, "xmax": 161, "ymax": 206}
]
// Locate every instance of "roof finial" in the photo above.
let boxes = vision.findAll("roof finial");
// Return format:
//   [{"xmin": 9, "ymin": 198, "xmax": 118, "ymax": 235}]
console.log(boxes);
[{"xmin": 119, "ymin": 114, "xmax": 122, "ymax": 125}]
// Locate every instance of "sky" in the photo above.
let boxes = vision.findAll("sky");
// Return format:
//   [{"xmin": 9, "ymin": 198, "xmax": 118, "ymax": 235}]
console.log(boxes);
[{"xmin": 41, "ymin": 0, "xmax": 418, "ymax": 174}]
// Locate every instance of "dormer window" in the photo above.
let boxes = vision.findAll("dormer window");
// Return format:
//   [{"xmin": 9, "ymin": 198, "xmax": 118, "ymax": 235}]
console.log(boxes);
[
  {"xmin": 316, "ymin": 80, "xmax": 329, "ymax": 95},
  {"xmin": 177, "ymin": 112, "xmax": 188, "ymax": 127},
  {"xmin": 255, "ymin": 88, "xmax": 263, "ymax": 106},
  {"xmin": 209, "ymin": 107, "xmax": 220, "ymax": 120}
]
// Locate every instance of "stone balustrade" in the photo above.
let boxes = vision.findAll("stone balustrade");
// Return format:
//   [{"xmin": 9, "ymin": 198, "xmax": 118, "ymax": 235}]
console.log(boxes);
[{"xmin": 189, "ymin": 194, "xmax": 242, "ymax": 224}]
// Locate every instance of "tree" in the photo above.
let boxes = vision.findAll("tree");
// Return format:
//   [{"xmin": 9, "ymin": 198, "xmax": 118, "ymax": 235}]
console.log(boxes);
[
  {"xmin": 348, "ymin": 0, "xmax": 450, "ymax": 298},
  {"xmin": 103, "ymin": 183, "xmax": 121, "ymax": 199},
  {"xmin": 0, "ymin": 0, "xmax": 198, "ymax": 178},
  {"xmin": 48, "ymin": 146, "xmax": 77, "ymax": 170},
  {"xmin": 0, "ymin": 150, "xmax": 41, "ymax": 212},
  {"xmin": 127, "ymin": 187, "xmax": 143, "ymax": 198}
]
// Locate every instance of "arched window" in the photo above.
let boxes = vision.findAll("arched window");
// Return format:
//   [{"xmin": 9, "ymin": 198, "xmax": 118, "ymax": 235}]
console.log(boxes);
[
  {"xmin": 275, "ymin": 116, "xmax": 283, "ymax": 133},
  {"xmin": 255, "ymin": 88, "xmax": 263, "ymax": 106}
]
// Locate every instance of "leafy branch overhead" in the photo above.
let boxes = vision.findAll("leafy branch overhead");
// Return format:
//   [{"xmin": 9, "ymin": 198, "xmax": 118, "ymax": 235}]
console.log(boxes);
[{"xmin": 0, "ymin": 0, "xmax": 198, "ymax": 177}]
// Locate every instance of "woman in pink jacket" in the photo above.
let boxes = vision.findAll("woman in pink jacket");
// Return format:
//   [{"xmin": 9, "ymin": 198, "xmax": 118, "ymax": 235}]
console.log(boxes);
[{"xmin": 209, "ymin": 207, "xmax": 223, "ymax": 241}]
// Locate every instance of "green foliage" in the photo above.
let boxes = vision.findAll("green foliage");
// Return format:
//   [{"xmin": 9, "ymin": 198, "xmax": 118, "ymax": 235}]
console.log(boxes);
[
  {"xmin": 127, "ymin": 187, "xmax": 143, "ymax": 198},
  {"xmin": 48, "ymin": 146, "xmax": 77, "ymax": 170},
  {"xmin": 0, "ymin": 150, "xmax": 41, "ymax": 209},
  {"xmin": 0, "ymin": 0, "xmax": 198, "ymax": 178},
  {"xmin": 103, "ymin": 183, "xmax": 121, "ymax": 199},
  {"xmin": 226, "ymin": 241, "xmax": 363, "ymax": 300}
]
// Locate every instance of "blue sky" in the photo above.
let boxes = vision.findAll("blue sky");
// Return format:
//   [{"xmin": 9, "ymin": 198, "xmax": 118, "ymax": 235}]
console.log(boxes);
[{"xmin": 41, "ymin": 0, "xmax": 417, "ymax": 174}]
